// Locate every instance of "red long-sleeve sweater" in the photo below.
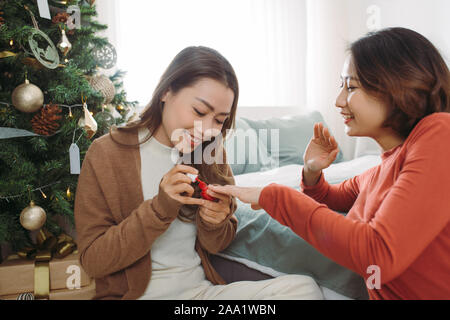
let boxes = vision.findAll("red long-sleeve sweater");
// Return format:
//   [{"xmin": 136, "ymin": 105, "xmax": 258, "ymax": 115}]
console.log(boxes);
[{"xmin": 258, "ymin": 113, "xmax": 450, "ymax": 300}]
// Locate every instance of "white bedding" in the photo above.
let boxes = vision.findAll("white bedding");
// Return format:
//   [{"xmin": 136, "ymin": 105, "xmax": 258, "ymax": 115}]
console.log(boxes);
[
  {"xmin": 234, "ymin": 155, "xmax": 382, "ymax": 188},
  {"xmin": 230, "ymin": 155, "xmax": 382, "ymax": 300},
  {"xmin": 217, "ymin": 252, "xmax": 353, "ymax": 300}
]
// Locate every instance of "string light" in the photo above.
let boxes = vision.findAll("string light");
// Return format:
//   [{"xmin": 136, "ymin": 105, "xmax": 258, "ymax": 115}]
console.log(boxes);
[
  {"xmin": 0, "ymin": 181, "xmax": 61, "ymax": 202},
  {"xmin": 9, "ymin": 39, "xmax": 13, "ymax": 46},
  {"xmin": 1, "ymin": 101, "xmax": 83, "ymax": 118},
  {"xmin": 39, "ymin": 188, "xmax": 47, "ymax": 199}
]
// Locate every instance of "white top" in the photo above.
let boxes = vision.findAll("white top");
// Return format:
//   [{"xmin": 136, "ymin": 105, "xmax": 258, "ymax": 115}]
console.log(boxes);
[{"xmin": 137, "ymin": 128, "xmax": 210, "ymax": 299}]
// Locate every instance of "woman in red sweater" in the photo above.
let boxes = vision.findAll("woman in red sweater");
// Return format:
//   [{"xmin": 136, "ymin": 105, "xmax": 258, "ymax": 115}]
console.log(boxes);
[{"xmin": 209, "ymin": 27, "xmax": 450, "ymax": 300}]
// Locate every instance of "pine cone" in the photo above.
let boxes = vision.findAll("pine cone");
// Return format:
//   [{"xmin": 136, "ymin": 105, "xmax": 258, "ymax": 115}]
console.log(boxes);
[
  {"xmin": 31, "ymin": 104, "xmax": 62, "ymax": 136},
  {"xmin": 52, "ymin": 12, "xmax": 69, "ymax": 24}
]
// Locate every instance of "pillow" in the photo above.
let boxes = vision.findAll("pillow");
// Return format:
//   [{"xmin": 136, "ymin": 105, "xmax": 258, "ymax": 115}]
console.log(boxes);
[
  {"xmin": 242, "ymin": 111, "xmax": 344, "ymax": 167},
  {"xmin": 224, "ymin": 118, "xmax": 277, "ymax": 175}
]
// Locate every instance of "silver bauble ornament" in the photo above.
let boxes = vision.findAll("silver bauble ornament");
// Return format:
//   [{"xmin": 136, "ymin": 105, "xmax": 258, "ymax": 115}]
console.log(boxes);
[
  {"xmin": 11, "ymin": 79, "xmax": 44, "ymax": 113},
  {"xmin": 57, "ymin": 29, "xmax": 72, "ymax": 56},
  {"xmin": 19, "ymin": 201, "xmax": 47, "ymax": 231},
  {"xmin": 92, "ymin": 43, "xmax": 117, "ymax": 69}
]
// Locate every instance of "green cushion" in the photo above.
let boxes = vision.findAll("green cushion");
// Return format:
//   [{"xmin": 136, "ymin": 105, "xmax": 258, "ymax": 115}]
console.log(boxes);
[
  {"xmin": 224, "ymin": 118, "xmax": 276, "ymax": 175},
  {"xmin": 242, "ymin": 111, "xmax": 344, "ymax": 167}
]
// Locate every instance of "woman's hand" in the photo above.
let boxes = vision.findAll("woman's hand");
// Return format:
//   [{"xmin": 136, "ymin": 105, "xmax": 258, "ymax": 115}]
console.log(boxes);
[
  {"xmin": 303, "ymin": 123, "xmax": 340, "ymax": 172},
  {"xmin": 303, "ymin": 123, "xmax": 339, "ymax": 172},
  {"xmin": 198, "ymin": 187, "xmax": 232, "ymax": 225},
  {"xmin": 302, "ymin": 123, "xmax": 339, "ymax": 186},
  {"xmin": 157, "ymin": 165, "xmax": 205, "ymax": 220},
  {"xmin": 208, "ymin": 185, "xmax": 264, "ymax": 210}
]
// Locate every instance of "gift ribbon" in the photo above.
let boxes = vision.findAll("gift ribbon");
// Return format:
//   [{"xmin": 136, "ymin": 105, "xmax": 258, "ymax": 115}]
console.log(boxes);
[{"xmin": 14, "ymin": 228, "xmax": 77, "ymax": 299}]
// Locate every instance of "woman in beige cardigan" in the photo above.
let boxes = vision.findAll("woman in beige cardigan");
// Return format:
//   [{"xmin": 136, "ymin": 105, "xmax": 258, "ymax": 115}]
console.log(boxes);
[{"xmin": 74, "ymin": 46, "xmax": 323, "ymax": 300}]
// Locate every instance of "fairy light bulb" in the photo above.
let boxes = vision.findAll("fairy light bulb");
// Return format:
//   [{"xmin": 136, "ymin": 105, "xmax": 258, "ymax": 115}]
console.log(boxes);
[{"xmin": 9, "ymin": 39, "xmax": 13, "ymax": 46}]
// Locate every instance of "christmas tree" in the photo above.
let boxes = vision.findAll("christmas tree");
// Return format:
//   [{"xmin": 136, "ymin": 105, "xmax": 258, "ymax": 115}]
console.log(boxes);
[{"xmin": 0, "ymin": 0, "xmax": 137, "ymax": 256}]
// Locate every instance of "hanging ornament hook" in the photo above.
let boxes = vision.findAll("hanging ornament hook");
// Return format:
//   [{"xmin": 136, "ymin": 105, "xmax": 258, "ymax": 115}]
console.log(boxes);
[
  {"xmin": 27, "ymin": 185, "xmax": 32, "ymax": 203},
  {"xmin": 24, "ymin": 5, "xmax": 39, "ymax": 30}
]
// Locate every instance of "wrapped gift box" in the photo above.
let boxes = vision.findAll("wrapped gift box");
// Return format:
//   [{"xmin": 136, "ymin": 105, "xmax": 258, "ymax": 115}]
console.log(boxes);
[
  {"xmin": 0, "ymin": 252, "xmax": 95, "ymax": 300},
  {"xmin": 1, "ymin": 281, "xmax": 96, "ymax": 300}
]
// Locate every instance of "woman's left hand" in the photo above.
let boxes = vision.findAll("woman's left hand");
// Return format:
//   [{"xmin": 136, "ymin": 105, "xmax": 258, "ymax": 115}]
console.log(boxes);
[
  {"xmin": 208, "ymin": 185, "xmax": 264, "ymax": 210},
  {"xmin": 198, "ymin": 187, "xmax": 232, "ymax": 225}
]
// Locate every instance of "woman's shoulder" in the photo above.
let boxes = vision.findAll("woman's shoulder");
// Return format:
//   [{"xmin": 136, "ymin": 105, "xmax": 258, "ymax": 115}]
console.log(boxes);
[
  {"xmin": 414, "ymin": 112, "xmax": 450, "ymax": 131},
  {"xmin": 418, "ymin": 112, "xmax": 450, "ymax": 126},
  {"xmin": 86, "ymin": 126, "xmax": 139, "ymax": 158},
  {"xmin": 406, "ymin": 112, "xmax": 450, "ymax": 145}
]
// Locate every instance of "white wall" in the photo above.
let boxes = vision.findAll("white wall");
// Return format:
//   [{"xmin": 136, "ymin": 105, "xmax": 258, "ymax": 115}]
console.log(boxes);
[
  {"xmin": 345, "ymin": 0, "xmax": 450, "ymax": 63},
  {"xmin": 305, "ymin": 0, "xmax": 353, "ymax": 159}
]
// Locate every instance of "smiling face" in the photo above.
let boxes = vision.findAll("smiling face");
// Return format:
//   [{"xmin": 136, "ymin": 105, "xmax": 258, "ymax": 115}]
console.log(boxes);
[
  {"xmin": 154, "ymin": 77, "xmax": 234, "ymax": 154},
  {"xmin": 335, "ymin": 55, "xmax": 391, "ymax": 140},
  {"xmin": 335, "ymin": 55, "xmax": 406, "ymax": 151}
]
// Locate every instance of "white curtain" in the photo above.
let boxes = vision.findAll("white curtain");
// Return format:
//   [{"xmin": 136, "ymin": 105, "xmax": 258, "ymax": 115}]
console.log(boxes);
[
  {"xmin": 97, "ymin": 0, "xmax": 450, "ymax": 160},
  {"xmin": 100, "ymin": 0, "xmax": 307, "ymax": 109}
]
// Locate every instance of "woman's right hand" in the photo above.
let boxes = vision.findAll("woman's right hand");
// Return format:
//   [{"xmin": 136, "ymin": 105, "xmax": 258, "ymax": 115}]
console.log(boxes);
[
  {"xmin": 155, "ymin": 164, "xmax": 205, "ymax": 220},
  {"xmin": 303, "ymin": 123, "xmax": 340, "ymax": 185}
]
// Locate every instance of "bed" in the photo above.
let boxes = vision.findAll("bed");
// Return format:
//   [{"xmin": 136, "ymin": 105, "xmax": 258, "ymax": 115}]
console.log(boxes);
[{"xmin": 211, "ymin": 112, "xmax": 382, "ymax": 300}]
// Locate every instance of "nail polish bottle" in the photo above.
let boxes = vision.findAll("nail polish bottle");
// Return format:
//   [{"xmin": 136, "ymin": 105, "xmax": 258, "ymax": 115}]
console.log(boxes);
[{"xmin": 186, "ymin": 173, "xmax": 218, "ymax": 202}]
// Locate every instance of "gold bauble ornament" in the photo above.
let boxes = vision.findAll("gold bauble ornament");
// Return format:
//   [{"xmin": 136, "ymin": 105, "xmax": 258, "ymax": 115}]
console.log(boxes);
[
  {"xmin": 88, "ymin": 75, "xmax": 116, "ymax": 104},
  {"xmin": 20, "ymin": 201, "xmax": 47, "ymax": 231},
  {"xmin": 11, "ymin": 79, "xmax": 44, "ymax": 113}
]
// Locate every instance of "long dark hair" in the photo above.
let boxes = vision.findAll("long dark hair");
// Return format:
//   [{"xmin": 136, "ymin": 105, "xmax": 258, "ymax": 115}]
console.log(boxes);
[
  {"xmin": 350, "ymin": 27, "xmax": 450, "ymax": 138},
  {"xmin": 110, "ymin": 46, "xmax": 239, "ymax": 222}
]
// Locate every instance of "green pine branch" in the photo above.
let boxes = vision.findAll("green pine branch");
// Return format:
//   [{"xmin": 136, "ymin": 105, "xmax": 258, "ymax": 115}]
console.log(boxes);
[{"xmin": 0, "ymin": 0, "xmax": 134, "ymax": 251}]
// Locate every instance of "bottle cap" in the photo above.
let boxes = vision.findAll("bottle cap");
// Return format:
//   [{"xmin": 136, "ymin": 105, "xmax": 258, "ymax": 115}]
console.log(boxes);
[{"xmin": 186, "ymin": 173, "xmax": 198, "ymax": 183}]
